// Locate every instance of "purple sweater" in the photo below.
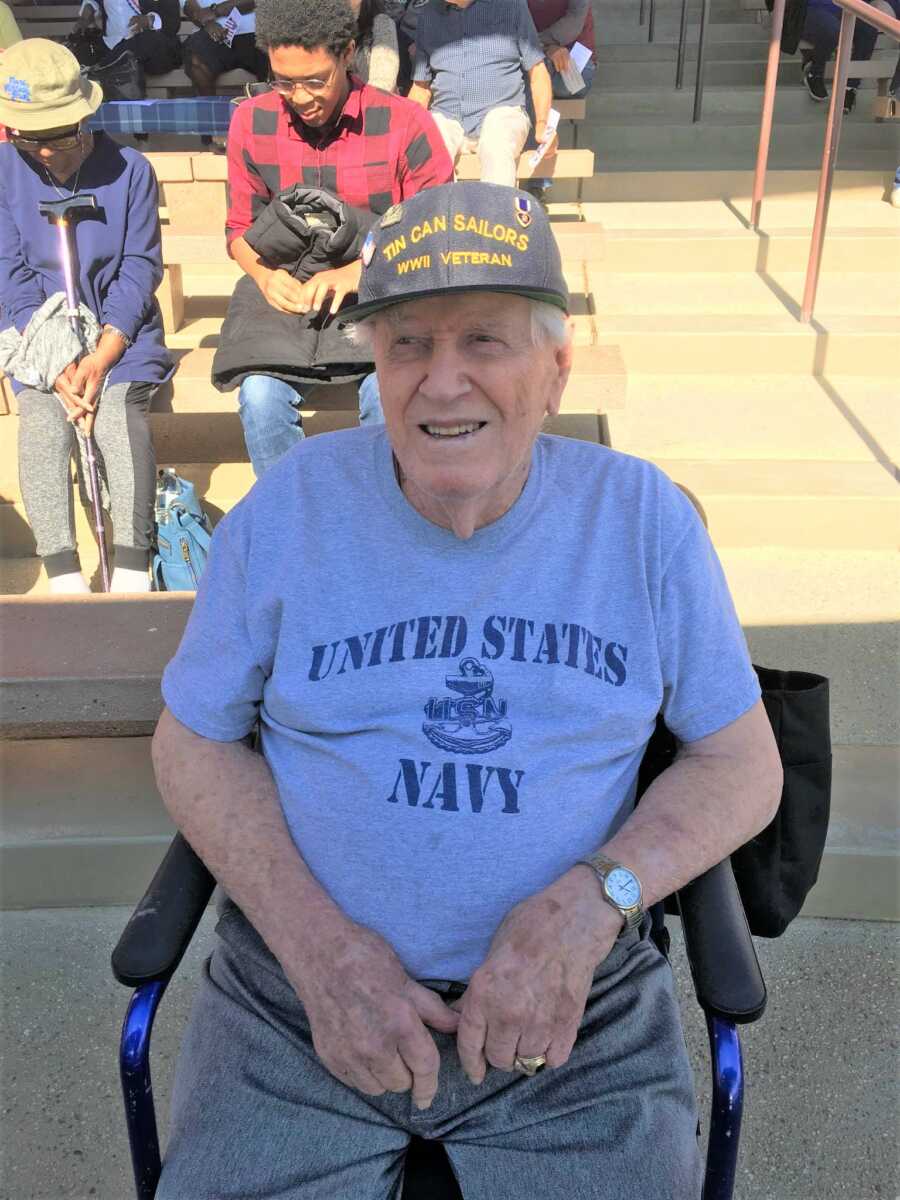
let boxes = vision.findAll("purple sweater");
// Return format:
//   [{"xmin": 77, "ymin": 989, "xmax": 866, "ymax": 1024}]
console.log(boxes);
[{"xmin": 0, "ymin": 133, "xmax": 173, "ymax": 390}]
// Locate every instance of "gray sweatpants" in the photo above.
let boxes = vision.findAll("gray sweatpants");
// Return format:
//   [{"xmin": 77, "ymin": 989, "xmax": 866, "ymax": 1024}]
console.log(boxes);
[
  {"xmin": 16, "ymin": 381, "xmax": 156, "ymax": 576},
  {"xmin": 158, "ymin": 902, "xmax": 703, "ymax": 1199}
]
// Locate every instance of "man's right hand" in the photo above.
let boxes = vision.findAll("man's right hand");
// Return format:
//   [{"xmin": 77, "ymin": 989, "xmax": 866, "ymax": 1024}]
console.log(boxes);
[
  {"xmin": 202, "ymin": 17, "xmax": 228, "ymax": 41},
  {"xmin": 258, "ymin": 267, "xmax": 311, "ymax": 314},
  {"xmin": 284, "ymin": 919, "xmax": 460, "ymax": 1110}
]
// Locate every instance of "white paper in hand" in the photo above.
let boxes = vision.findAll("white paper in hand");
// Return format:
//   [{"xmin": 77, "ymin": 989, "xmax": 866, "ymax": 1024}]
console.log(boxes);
[
  {"xmin": 569, "ymin": 41, "xmax": 592, "ymax": 72},
  {"xmin": 528, "ymin": 107, "xmax": 560, "ymax": 169}
]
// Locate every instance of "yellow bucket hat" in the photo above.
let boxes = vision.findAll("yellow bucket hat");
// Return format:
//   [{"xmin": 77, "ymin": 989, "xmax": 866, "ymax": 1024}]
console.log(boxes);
[{"xmin": 0, "ymin": 38, "xmax": 103, "ymax": 132}]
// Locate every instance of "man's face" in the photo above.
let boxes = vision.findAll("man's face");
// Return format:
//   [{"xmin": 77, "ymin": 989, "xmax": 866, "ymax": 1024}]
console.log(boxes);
[
  {"xmin": 372, "ymin": 293, "xmax": 572, "ymax": 532},
  {"xmin": 444, "ymin": 0, "xmax": 475, "ymax": 8},
  {"xmin": 268, "ymin": 44, "xmax": 353, "ymax": 128}
]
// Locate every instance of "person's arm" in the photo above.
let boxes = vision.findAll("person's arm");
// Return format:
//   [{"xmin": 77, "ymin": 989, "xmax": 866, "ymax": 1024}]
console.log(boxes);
[
  {"xmin": 0, "ymin": 161, "xmax": 48, "ymax": 333},
  {"xmin": 396, "ymin": 103, "xmax": 455, "ymax": 197},
  {"xmin": 538, "ymin": 0, "xmax": 590, "ymax": 49},
  {"xmin": 528, "ymin": 59, "xmax": 553, "ymax": 144},
  {"xmin": 61, "ymin": 158, "xmax": 163, "ymax": 411},
  {"xmin": 184, "ymin": 0, "xmax": 216, "ymax": 27},
  {"xmin": 454, "ymin": 702, "xmax": 782, "ymax": 1084},
  {"xmin": 407, "ymin": 18, "xmax": 432, "ymax": 107},
  {"xmin": 97, "ymin": 158, "xmax": 164, "ymax": 342},
  {"xmin": 366, "ymin": 11, "xmax": 400, "ymax": 91},
  {"xmin": 520, "ymin": 5, "xmax": 554, "ymax": 143},
  {"xmin": 139, "ymin": 0, "xmax": 179, "ymax": 37},
  {"xmin": 407, "ymin": 81, "xmax": 431, "ymax": 107}
]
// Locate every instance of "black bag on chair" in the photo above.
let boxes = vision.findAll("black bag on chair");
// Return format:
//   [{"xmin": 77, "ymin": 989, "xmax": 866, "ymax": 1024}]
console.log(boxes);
[
  {"xmin": 637, "ymin": 666, "xmax": 832, "ymax": 938},
  {"xmin": 84, "ymin": 47, "xmax": 145, "ymax": 100},
  {"xmin": 66, "ymin": 28, "xmax": 108, "ymax": 68}
]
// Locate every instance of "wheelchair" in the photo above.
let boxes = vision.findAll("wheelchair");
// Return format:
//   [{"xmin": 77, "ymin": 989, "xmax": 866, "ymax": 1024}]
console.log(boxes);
[{"xmin": 112, "ymin": 832, "xmax": 767, "ymax": 1200}]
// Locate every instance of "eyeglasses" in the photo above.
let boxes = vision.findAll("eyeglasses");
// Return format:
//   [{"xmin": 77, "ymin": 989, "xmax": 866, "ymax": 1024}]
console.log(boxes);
[
  {"xmin": 269, "ymin": 64, "xmax": 339, "ymax": 97},
  {"xmin": 10, "ymin": 127, "xmax": 81, "ymax": 151}
]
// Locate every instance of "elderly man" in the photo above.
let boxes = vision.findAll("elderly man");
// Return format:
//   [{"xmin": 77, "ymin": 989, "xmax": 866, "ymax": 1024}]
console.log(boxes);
[{"xmin": 153, "ymin": 181, "xmax": 782, "ymax": 1199}]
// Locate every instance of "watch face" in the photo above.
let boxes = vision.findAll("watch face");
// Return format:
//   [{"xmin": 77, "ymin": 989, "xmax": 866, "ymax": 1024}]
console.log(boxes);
[{"xmin": 606, "ymin": 867, "xmax": 641, "ymax": 908}]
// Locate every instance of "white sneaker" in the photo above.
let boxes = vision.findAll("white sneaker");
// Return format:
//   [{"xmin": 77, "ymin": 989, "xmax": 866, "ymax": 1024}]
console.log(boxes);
[
  {"xmin": 48, "ymin": 571, "xmax": 91, "ymax": 595},
  {"xmin": 110, "ymin": 566, "xmax": 152, "ymax": 593}
]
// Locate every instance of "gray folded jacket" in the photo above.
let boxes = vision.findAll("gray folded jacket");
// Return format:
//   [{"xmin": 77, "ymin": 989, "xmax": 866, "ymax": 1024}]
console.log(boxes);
[{"xmin": 0, "ymin": 292, "xmax": 100, "ymax": 393}]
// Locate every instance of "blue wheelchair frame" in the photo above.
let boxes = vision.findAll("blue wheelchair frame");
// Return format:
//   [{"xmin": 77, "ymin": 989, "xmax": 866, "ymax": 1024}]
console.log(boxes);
[{"xmin": 113, "ymin": 834, "xmax": 765, "ymax": 1200}]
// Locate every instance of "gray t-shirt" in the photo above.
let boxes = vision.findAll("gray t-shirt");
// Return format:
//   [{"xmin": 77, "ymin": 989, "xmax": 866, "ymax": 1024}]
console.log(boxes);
[
  {"xmin": 162, "ymin": 427, "xmax": 760, "ymax": 981},
  {"xmin": 413, "ymin": 0, "xmax": 546, "ymax": 136}
]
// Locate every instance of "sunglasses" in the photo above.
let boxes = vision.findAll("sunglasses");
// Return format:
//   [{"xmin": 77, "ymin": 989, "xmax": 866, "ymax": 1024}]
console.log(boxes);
[{"xmin": 10, "ymin": 127, "xmax": 82, "ymax": 151}]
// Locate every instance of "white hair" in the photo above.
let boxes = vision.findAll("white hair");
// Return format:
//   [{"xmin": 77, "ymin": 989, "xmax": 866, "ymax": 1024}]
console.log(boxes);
[{"xmin": 344, "ymin": 297, "xmax": 569, "ymax": 349}]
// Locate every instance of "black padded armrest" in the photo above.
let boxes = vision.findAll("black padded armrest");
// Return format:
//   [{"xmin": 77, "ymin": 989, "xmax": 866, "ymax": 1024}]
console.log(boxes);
[
  {"xmin": 675, "ymin": 858, "xmax": 767, "ymax": 1024},
  {"xmin": 111, "ymin": 833, "xmax": 216, "ymax": 988}
]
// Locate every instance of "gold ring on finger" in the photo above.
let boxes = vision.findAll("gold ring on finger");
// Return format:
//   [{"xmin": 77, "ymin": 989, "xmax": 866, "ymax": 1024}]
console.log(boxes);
[{"xmin": 513, "ymin": 1054, "xmax": 547, "ymax": 1076}]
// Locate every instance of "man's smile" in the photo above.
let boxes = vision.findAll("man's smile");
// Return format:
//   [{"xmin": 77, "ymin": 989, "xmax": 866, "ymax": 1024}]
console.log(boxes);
[{"xmin": 420, "ymin": 421, "xmax": 488, "ymax": 439}]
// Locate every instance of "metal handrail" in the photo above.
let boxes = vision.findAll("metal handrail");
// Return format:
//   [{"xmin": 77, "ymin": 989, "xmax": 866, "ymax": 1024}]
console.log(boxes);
[{"xmin": 750, "ymin": 0, "xmax": 900, "ymax": 321}]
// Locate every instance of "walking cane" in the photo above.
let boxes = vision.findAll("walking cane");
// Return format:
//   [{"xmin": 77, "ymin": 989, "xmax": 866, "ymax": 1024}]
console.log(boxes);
[{"xmin": 39, "ymin": 193, "xmax": 111, "ymax": 593}]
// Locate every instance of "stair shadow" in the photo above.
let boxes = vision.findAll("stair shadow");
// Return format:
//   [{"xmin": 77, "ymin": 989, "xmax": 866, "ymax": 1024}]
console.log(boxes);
[
  {"xmin": 814, "ymin": 375, "xmax": 900, "ymax": 482},
  {"xmin": 0, "ymin": 507, "xmax": 42, "ymax": 595}
]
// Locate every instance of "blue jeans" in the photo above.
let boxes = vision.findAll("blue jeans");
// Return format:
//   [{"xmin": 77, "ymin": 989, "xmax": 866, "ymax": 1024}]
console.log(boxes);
[{"xmin": 238, "ymin": 373, "xmax": 385, "ymax": 478}]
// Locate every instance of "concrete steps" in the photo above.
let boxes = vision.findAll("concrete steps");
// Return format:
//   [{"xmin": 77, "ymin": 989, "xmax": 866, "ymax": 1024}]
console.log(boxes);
[{"xmin": 3, "ymin": 722, "xmax": 894, "ymax": 913}]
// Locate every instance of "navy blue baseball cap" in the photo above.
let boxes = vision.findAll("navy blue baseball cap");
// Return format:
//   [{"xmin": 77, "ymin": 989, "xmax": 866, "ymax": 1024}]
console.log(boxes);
[{"xmin": 342, "ymin": 181, "xmax": 569, "ymax": 320}]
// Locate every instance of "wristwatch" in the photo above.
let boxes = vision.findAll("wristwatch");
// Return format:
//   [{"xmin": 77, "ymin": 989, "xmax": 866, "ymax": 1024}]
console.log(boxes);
[{"xmin": 577, "ymin": 852, "xmax": 645, "ymax": 930}]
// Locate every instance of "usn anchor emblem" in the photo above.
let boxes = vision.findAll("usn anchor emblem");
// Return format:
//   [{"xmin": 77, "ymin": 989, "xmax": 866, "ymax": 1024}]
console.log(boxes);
[{"xmin": 422, "ymin": 658, "xmax": 512, "ymax": 755}]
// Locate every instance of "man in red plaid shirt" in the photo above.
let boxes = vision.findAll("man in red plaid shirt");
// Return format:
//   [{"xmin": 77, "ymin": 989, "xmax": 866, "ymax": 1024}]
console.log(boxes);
[{"xmin": 226, "ymin": 0, "xmax": 452, "ymax": 474}]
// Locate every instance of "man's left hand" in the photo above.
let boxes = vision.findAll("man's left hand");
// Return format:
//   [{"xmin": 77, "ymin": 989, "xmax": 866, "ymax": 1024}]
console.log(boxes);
[
  {"xmin": 296, "ymin": 260, "xmax": 363, "ymax": 316},
  {"xmin": 454, "ymin": 867, "xmax": 622, "ymax": 1084},
  {"xmin": 128, "ymin": 13, "xmax": 153, "ymax": 32}
]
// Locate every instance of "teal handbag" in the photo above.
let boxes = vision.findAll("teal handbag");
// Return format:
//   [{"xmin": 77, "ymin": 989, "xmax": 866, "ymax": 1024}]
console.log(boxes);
[{"xmin": 152, "ymin": 469, "xmax": 212, "ymax": 592}]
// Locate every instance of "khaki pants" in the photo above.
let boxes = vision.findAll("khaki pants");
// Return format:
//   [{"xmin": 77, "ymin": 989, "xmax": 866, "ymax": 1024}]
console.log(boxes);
[{"xmin": 432, "ymin": 106, "xmax": 530, "ymax": 188}]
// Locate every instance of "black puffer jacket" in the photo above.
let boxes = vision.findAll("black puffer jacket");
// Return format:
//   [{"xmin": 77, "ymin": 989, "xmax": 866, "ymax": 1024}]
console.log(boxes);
[{"xmin": 212, "ymin": 187, "xmax": 376, "ymax": 394}]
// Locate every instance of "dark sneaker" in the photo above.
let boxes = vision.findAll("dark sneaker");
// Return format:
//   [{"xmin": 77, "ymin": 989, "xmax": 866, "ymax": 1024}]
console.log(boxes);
[
  {"xmin": 843, "ymin": 86, "xmax": 857, "ymax": 114},
  {"xmin": 802, "ymin": 60, "xmax": 829, "ymax": 102}
]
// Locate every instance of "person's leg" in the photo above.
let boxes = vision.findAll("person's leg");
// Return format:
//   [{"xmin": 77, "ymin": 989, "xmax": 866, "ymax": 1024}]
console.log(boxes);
[
  {"xmin": 231, "ymin": 32, "xmax": 270, "ymax": 81},
  {"xmin": 89, "ymin": 380, "xmax": 156, "ymax": 591},
  {"xmin": 158, "ymin": 905, "xmax": 410, "ymax": 1200},
  {"xmin": 16, "ymin": 387, "xmax": 88, "ymax": 591},
  {"xmin": 800, "ymin": 6, "xmax": 839, "ymax": 97},
  {"xmin": 476, "ymin": 106, "xmax": 530, "ymax": 188},
  {"xmin": 425, "ymin": 923, "xmax": 704, "ymax": 1200},
  {"xmin": 846, "ymin": 16, "xmax": 878, "ymax": 89},
  {"xmin": 429, "ymin": 112, "xmax": 467, "ymax": 174},
  {"xmin": 237, "ymin": 375, "xmax": 307, "ymax": 477},
  {"xmin": 127, "ymin": 29, "xmax": 183, "ymax": 76},
  {"xmin": 183, "ymin": 28, "xmax": 223, "ymax": 96},
  {"xmin": 358, "ymin": 372, "xmax": 385, "ymax": 426}
]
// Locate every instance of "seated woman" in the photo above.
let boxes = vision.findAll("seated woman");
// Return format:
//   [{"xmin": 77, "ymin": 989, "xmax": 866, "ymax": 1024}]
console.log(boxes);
[
  {"xmin": 0, "ymin": 39, "xmax": 173, "ymax": 593},
  {"xmin": 352, "ymin": 0, "xmax": 400, "ymax": 92},
  {"xmin": 72, "ymin": 0, "xmax": 183, "ymax": 85}
]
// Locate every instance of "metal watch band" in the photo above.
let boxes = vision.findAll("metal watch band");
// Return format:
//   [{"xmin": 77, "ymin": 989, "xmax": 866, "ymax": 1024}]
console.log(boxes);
[{"xmin": 578, "ymin": 853, "xmax": 645, "ymax": 930}]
